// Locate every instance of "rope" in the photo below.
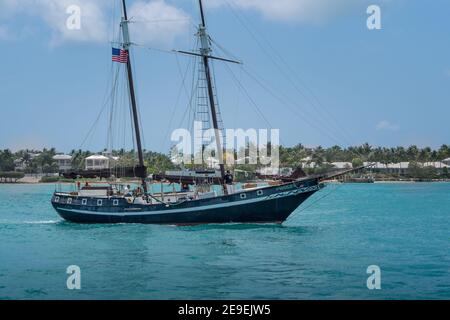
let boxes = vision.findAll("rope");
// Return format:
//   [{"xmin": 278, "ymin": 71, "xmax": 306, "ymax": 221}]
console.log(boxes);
[
  {"xmin": 224, "ymin": 0, "xmax": 356, "ymax": 147},
  {"xmin": 293, "ymin": 182, "xmax": 344, "ymax": 216}
]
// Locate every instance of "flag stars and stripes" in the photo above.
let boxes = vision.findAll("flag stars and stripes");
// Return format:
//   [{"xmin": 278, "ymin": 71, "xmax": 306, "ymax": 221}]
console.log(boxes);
[{"xmin": 112, "ymin": 47, "xmax": 128, "ymax": 63}]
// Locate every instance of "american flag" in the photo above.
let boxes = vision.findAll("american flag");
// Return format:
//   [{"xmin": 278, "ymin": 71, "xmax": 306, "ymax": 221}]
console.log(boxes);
[{"xmin": 112, "ymin": 47, "xmax": 128, "ymax": 63}]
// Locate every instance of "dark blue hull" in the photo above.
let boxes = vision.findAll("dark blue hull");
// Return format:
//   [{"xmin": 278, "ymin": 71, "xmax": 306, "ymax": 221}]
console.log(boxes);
[{"xmin": 51, "ymin": 179, "xmax": 321, "ymax": 224}]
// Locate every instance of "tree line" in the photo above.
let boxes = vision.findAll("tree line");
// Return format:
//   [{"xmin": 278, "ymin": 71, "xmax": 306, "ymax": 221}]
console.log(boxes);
[
  {"xmin": 0, "ymin": 148, "xmax": 58, "ymax": 173},
  {"xmin": 279, "ymin": 143, "xmax": 450, "ymax": 167},
  {"xmin": 0, "ymin": 148, "xmax": 175, "ymax": 175},
  {"xmin": 1, "ymin": 144, "xmax": 449, "ymax": 175}
]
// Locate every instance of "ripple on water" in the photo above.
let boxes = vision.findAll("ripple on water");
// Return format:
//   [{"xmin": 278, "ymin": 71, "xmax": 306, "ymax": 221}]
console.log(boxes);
[{"xmin": 0, "ymin": 183, "xmax": 449, "ymax": 299}]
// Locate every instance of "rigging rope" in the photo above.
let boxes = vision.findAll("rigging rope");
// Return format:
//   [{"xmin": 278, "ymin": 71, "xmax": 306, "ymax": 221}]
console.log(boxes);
[
  {"xmin": 205, "ymin": 4, "xmax": 372, "ymax": 163},
  {"xmin": 291, "ymin": 182, "xmax": 344, "ymax": 217},
  {"xmin": 160, "ymin": 52, "xmax": 195, "ymax": 151},
  {"xmin": 107, "ymin": 2, "xmax": 372, "ymax": 170},
  {"xmin": 224, "ymin": 0, "xmax": 358, "ymax": 148}
]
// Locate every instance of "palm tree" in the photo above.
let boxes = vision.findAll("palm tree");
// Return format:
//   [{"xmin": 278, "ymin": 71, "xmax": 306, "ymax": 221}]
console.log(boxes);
[
  {"xmin": 312, "ymin": 146, "xmax": 325, "ymax": 167},
  {"xmin": 407, "ymin": 145, "xmax": 419, "ymax": 161},
  {"xmin": 22, "ymin": 152, "xmax": 31, "ymax": 168},
  {"xmin": 438, "ymin": 144, "xmax": 450, "ymax": 160}
]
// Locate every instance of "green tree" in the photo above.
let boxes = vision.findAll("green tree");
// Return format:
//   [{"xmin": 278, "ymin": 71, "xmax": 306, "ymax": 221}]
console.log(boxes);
[
  {"xmin": 0, "ymin": 149, "xmax": 15, "ymax": 171},
  {"xmin": 70, "ymin": 149, "xmax": 91, "ymax": 170},
  {"xmin": 311, "ymin": 146, "xmax": 325, "ymax": 167},
  {"xmin": 32, "ymin": 148, "xmax": 57, "ymax": 173},
  {"xmin": 116, "ymin": 152, "xmax": 137, "ymax": 167},
  {"xmin": 0, "ymin": 171, "xmax": 24, "ymax": 183},
  {"xmin": 352, "ymin": 157, "xmax": 363, "ymax": 168},
  {"xmin": 438, "ymin": 144, "xmax": 450, "ymax": 160},
  {"xmin": 145, "ymin": 151, "xmax": 175, "ymax": 173},
  {"xmin": 442, "ymin": 167, "xmax": 449, "ymax": 178},
  {"xmin": 408, "ymin": 161, "xmax": 422, "ymax": 179},
  {"xmin": 407, "ymin": 145, "xmax": 419, "ymax": 161}
]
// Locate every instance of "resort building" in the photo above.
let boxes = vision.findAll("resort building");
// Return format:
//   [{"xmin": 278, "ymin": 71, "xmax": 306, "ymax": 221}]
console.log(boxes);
[
  {"xmin": 85, "ymin": 155, "xmax": 110, "ymax": 170},
  {"xmin": 301, "ymin": 161, "xmax": 354, "ymax": 171},
  {"xmin": 52, "ymin": 154, "xmax": 72, "ymax": 172},
  {"xmin": 422, "ymin": 161, "xmax": 449, "ymax": 169},
  {"xmin": 85, "ymin": 152, "xmax": 119, "ymax": 170},
  {"xmin": 362, "ymin": 162, "xmax": 410, "ymax": 175},
  {"xmin": 363, "ymin": 161, "xmax": 449, "ymax": 175}
]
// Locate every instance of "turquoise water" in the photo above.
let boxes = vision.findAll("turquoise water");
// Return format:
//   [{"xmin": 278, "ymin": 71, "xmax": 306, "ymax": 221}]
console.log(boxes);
[{"xmin": 0, "ymin": 183, "xmax": 448, "ymax": 300}]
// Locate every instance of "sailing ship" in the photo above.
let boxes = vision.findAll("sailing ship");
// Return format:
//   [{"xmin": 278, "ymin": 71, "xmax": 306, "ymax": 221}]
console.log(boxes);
[{"xmin": 51, "ymin": 0, "xmax": 326, "ymax": 224}]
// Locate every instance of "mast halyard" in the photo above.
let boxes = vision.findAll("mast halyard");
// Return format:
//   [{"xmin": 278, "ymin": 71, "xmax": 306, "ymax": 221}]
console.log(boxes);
[
  {"xmin": 121, "ymin": 0, "xmax": 147, "ymax": 194},
  {"xmin": 197, "ymin": 0, "xmax": 228, "ymax": 194}
]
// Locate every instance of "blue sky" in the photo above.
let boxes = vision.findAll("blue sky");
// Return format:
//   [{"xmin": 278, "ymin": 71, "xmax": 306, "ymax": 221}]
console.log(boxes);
[{"xmin": 0, "ymin": 0, "xmax": 449, "ymax": 153}]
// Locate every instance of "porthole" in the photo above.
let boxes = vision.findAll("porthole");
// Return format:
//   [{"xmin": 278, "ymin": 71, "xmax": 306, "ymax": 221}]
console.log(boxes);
[
  {"xmin": 97, "ymin": 199, "xmax": 103, "ymax": 206},
  {"xmin": 240, "ymin": 193, "xmax": 247, "ymax": 199},
  {"xmin": 67, "ymin": 198, "xmax": 72, "ymax": 204},
  {"xmin": 54, "ymin": 196, "xmax": 60, "ymax": 203},
  {"xmin": 113, "ymin": 199, "xmax": 119, "ymax": 206},
  {"xmin": 81, "ymin": 199, "xmax": 87, "ymax": 205},
  {"xmin": 257, "ymin": 190, "xmax": 263, "ymax": 196}
]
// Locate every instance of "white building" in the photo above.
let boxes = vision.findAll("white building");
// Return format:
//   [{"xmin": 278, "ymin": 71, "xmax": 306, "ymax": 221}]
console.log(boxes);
[
  {"xmin": 331, "ymin": 162, "xmax": 353, "ymax": 170},
  {"xmin": 441, "ymin": 158, "xmax": 450, "ymax": 166},
  {"xmin": 301, "ymin": 161, "xmax": 317, "ymax": 169},
  {"xmin": 85, "ymin": 151, "xmax": 120, "ymax": 171},
  {"xmin": 422, "ymin": 162, "xmax": 449, "ymax": 170},
  {"xmin": 363, "ymin": 162, "xmax": 410, "ymax": 175},
  {"xmin": 205, "ymin": 156, "xmax": 220, "ymax": 169},
  {"xmin": 52, "ymin": 154, "xmax": 72, "ymax": 172},
  {"xmin": 257, "ymin": 167, "xmax": 293, "ymax": 177},
  {"xmin": 85, "ymin": 155, "xmax": 111, "ymax": 170},
  {"xmin": 14, "ymin": 159, "xmax": 27, "ymax": 171},
  {"xmin": 363, "ymin": 161, "xmax": 449, "ymax": 175},
  {"xmin": 14, "ymin": 152, "xmax": 41, "ymax": 171}
]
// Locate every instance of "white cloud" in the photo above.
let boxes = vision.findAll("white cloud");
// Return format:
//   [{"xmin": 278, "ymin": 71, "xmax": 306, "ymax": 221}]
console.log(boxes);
[
  {"xmin": 128, "ymin": 0, "xmax": 190, "ymax": 45},
  {"xmin": 43, "ymin": 0, "xmax": 109, "ymax": 45},
  {"xmin": 376, "ymin": 120, "xmax": 399, "ymax": 131},
  {"xmin": 207, "ymin": 0, "xmax": 362, "ymax": 23},
  {"xmin": 0, "ymin": 0, "xmax": 108, "ymax": 44},
  {"xmin": 0, "ymin": 0, "xmax": 190, "ymax": 45}
]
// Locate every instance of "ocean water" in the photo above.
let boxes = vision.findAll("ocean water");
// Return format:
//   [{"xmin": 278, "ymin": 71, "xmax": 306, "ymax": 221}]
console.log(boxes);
[{"xmin": 0, "ymin": 183, "xmax": 448, "ymax": 300}]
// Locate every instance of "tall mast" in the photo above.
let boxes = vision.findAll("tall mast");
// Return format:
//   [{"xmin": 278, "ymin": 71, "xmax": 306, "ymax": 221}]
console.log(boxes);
[
  {"xmin": 121, "ymin": 0, "xmax": 147, "ymax": 193},
  {"xmin": 197, "ymin": 0, "xmax": 228, "ymax": 194}
]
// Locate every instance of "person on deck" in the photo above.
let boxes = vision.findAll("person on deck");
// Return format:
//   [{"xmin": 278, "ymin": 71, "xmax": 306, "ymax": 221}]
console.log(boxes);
[
  {"xmin": 224, "ymin": 170, "xmax": 233, "ymax": 185},
  {"xmin": 123, "ymin": 185, "xmax": 131, "ymax": 196},
  {"xmin": 134, "ymin": 187, "xmax": 142, "ymax": 196}
]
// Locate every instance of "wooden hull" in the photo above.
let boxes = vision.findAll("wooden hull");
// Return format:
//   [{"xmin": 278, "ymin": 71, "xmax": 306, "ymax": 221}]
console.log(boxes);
[{"xmin": 51, "ymin": 178, "xmax": 322, "ymax": 224}]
